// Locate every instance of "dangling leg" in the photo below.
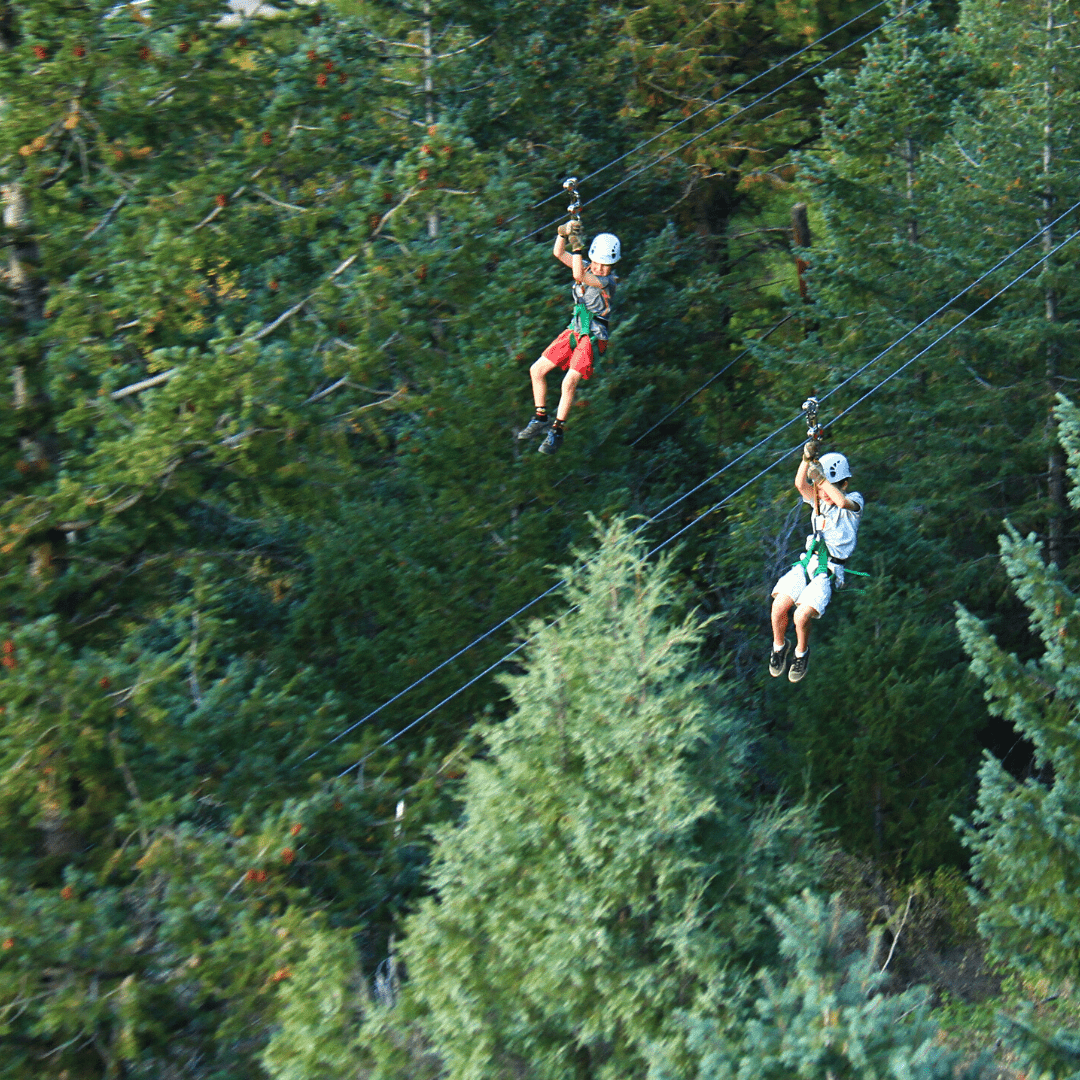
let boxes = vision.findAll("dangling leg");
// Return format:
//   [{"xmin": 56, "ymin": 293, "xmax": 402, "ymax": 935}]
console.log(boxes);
[
  {"xmin": 555, "ymin": 367, "xmax": 583, "ymax": 421},
  {"xmin": 793, "ymin": 604, "xmax": 817, "ymax": 655},
  {"xmin": 770, "ymin": 592, "xmax": 795, "ymax": 651},
  {"xmin": 769, "ymin": 591, "xmax": 795, "ymax": 677},
  {"xmin": 518, "ymin": 356, "xmax": 557, "ymax": 441},
  {"xmin": 788, "ymin": 603, "xmax": 819, "ymax": 683},
  {"xmin": 530, "ymin": 356, "xmax": 557, "ymax": 411}
]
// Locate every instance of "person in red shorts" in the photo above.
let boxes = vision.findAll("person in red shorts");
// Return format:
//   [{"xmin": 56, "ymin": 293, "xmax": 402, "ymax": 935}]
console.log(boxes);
[{"xmin": 516, "ymin": 222, "xmax": 620, "ymax": 454}]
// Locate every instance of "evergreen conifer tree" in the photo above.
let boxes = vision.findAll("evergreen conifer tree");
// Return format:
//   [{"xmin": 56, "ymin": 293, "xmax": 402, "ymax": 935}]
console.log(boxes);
[
  {"xmin": 957, "ymin": 395, "xmax": 1080, "ymax": 1077},
  {"xmin": 650, "ymin": 892, "xmax": 994, "ymax": 1080},
  {"xmin": 362, "ymin": 518, "xmax": 821, "ymax": 1080}
]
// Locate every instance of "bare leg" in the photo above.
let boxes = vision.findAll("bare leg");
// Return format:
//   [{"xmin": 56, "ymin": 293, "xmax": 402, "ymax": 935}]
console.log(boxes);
[
  {"xmin": 530, "ymin": 357, "xmax": 557, "ymax": 409},
  {"xmin": 770, "ymin": 593, "xmax": 794, "ymax": 650},
  {"xmin": 793, "ymin": 604, "xmax": 819, "ymax": 654},
  {"xmin": 555, "ymin": 368, "xmax": 583, "ymax": 422}
]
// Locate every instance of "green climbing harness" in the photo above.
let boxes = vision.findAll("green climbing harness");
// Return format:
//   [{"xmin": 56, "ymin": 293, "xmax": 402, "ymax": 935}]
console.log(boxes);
[
  {"xmin": 568, "ymin": 302, "xmax": 592, "ymax": 350},
  {"xmin": 797, "ymin": 535, "xmax": 831, "ymax": 583}
]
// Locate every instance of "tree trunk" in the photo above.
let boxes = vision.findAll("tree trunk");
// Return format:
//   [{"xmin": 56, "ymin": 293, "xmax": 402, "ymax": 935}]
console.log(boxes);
[
  {"xmin": 791, "ymin": 201, "xmax": 811, "ymax": 300},
  {"xmin": 900, "ymin": 1, "xmax": 918, "ymax": 243},
  {"xmin": 423, "ymin": 0, "xmax": 438, "ymax": 240},
  {"xmin": 1044, "ymin": 0, "xmax": 1066, "ymax": 568}
]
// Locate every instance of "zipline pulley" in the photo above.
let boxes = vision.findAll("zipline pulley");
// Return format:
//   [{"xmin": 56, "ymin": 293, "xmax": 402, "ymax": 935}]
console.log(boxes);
[
  {"xmin": 801, "ymin": 395, "xmax": 824, "ymax": 443},
  {"xmin": 563, "ymin": 176, "xmax": 582, "ymax": 223}
]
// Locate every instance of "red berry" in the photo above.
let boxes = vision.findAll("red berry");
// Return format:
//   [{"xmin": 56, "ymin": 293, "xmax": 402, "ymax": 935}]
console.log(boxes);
[
  {"xmin": 61, "ymin": 886, "xmax": 74, "ymax": 900},
  {"xmin": 307, "ymin": 50, "xmax": 317, "ymax": 61},
  {"xmin": 315, "ymin": 73, "xmax": 327, "ymax": 88},
  {"xmin": 236, "ymin": 36, "xmax": 248, "ymax": 47},
  {"xmin": 271, "ymin": 967, "xmax": 292, "ymax": 982},
  {"xmin": 268, "ymin": 280, "xmax": 278, "ymax": 291},
  {"xmin": 139, "ymin": 46, "xmax": 151, "ymax": 60},
  {"xmin": 33, "ymin": 45, "xmax": 47, "ymax": 60},
  {"xmin": 261, "ymin": 131, "xmax": 272, "ymax": 146},
  {"xmin": 99, "ymin": 677, "xmax": 111, "ymax": 689},
  {"xmin": 73, "ymin": 45, "xmax": 86, "ymax": 58},
  {"xmin": 339, "ymin": 111, "xmax": 353, "ymax": 121},
  {"xmin": 324, "ymin": 60, "xmax": 334, "ymax": 71},
  {"xmin": 178, "ymin": 41, "xmax": 190, "ymax": 53},
  {"xmin": 418, "ymin": 168, "xmax": 429, "ymax": 181},
  {"xmin": 281, "ymin": 848, "xmax": 295, "ymax": 865},
  {"xmin": 289, "ymin": 823, "xmax": 302, "ymax": 836},
  {"xmin": 337, "ymin": 72, "xmax": 346, "ymax": 84},
  {"xmin": 215, "ymin": 193, "xmax": 227, "ymax": 208},
  {"xmin": 2, "ymin": 939, "xmax": 13, "ymax": 950}
]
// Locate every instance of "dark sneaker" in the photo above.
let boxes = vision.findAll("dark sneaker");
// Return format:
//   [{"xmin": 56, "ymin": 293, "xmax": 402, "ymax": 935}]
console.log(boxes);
[
  {"xmin": 788, "ymin": 650, "xmax": 809, "ymax": 683},
  {"xmin": 768, "ymin": 641, "xmax": 790, "ymax": 678},
  {"xmin": 537, "ymin": 427, "xmax": 563, "ymax": 455},
  {"xmin": 516, "ymin": 415, "xmax": 551, "ymax": 441}
]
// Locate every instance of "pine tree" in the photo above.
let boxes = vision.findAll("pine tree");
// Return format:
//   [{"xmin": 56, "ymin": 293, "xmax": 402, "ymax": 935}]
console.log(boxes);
[
  {"xmin": 957, "ymin": 395, "xmax": 1080, "ymax": 1077},
  {"xmin": 651, "ymin": 892, "xmax": 994, "ymax": 1080},
  {"xmin": 958, "ymin": 395, "xmax": 1080, "ymax": 981},
  {"xmin": 361, "ymin": 518, "xmax": 820, "ymax": 1080}
]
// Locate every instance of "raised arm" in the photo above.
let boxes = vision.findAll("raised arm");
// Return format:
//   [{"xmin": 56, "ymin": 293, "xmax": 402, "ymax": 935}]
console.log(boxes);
[
  {"xmin": 794, "ymin": 447, "xmax": 816, "ymax": 504},
  {"xmin": 552, "ymin": 231, "xmax": 575, "ymax": 269}
]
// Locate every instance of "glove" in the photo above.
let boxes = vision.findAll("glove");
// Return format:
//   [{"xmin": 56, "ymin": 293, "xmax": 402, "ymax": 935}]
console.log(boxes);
[
  {"xmin": 559, "ymin": 220, "xmax": 585, "ymax": 251},
  {"xmin": 807, "ymin": 461, "xmax": 825, "ymax": 483},
  {"xmin": 802, "ymin": 439, "xmax": 820, "ymax": 461}
]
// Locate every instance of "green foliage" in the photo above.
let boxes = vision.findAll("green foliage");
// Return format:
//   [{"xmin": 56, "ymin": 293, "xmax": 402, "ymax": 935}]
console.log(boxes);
[
  {"xmin": 957, "ymin": 396, "xmax": 1080, "ymax": 1074},
  {"xmin": 650, "ymin": 892, "xmax": 994, "ymax": 1080},
  {"xmin": 364, "ymin": 519, "xmax": 820, "ymax": 1080}
]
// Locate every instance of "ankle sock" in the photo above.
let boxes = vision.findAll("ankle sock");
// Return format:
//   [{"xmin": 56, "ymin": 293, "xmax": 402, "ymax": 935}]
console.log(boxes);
[
  {"xmin": 552, "ymin": 418, "xmax": 565, "ymax": 431},
  {"xmin": 794, "ymin": 648, "xmax": 808, "ymax": 658},
  {"xmin": 772, "ymin": 641, "xmax": 785, "ymax": 653},
  {"xmin": 534, "ymin": 407, "xmax": 547, "ymax": 420}
]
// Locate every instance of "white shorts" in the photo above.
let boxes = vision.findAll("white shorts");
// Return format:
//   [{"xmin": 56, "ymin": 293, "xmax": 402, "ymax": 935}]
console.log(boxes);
[{"xmin": 773, "ymin": 565, "xmax": 832, "ymax": 617}]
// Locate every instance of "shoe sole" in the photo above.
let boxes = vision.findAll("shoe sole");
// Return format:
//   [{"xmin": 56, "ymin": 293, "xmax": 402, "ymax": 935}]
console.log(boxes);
[{"xmin": 788, "ymin": 662, "xmax": 808, "ymax": 683}]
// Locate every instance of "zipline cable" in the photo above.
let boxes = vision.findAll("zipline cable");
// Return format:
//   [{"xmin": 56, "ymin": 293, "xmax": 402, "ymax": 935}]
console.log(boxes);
[
  {"xmin": 304, "ymin": 2, "xmax": 940, "ymax": 764},
  {"xmin": 503, "ymin": 0, "xmax": 899, "ymax": 228},
  {"xmin": 652, "ymin": 220, "xmax": 1080, "ymax": 557},
  {"xmin": 516, "ymin": 0, "xmax": 930, "ymax": 243},
  {"xmin": 307, "ymin": 398, "xmax": 807, "ymax": 761},
  {"xmin": 313, "ymin": 199, "xmax": 1080, "ymax": 765},
  {"xmin": 332, "ymin": 213, "xmax": 1080, "ymax": 774}
]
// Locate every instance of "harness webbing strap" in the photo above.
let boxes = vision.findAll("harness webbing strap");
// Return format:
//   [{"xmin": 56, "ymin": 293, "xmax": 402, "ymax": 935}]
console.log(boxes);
[
  {"xmin": 568, "ymin": 302, "xmax": 592, "ymax": 349},
  {"xmin": 797, "ymin": 535, "xmax": 830, "ymax": 583}
]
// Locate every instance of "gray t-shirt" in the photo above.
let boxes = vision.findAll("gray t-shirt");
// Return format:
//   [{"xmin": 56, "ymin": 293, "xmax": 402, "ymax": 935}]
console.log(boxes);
[
  {"xmin": 807, "ymin": 491, "xmax": 864, "ymax": 561},
  {"xmin": 567, "ymin": 273, "xmax": 616, "ymax": 341}
]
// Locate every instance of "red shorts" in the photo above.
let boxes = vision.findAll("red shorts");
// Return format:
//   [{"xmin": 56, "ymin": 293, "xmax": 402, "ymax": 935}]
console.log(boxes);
[{"xmin": 542, "ymin": 328, "xmax": 607, "ymax": 381}]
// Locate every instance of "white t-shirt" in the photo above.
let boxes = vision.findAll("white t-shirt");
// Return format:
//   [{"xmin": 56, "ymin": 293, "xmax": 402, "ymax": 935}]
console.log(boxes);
[{"xmin": 806, "ymin": 491, "xmax": 864, "ymax": 561}]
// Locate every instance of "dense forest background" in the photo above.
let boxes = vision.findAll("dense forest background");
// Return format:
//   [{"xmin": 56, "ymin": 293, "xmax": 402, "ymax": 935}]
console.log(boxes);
[{"xmin": 3, "ymin": 0, "xmax": 1080, "ymax": 1075}]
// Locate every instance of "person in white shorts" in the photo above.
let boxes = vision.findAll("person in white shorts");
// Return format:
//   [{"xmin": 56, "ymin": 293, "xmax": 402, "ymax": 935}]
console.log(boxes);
[{"xmin": 769, "ymin": 441, "xmax": 864, "ymax": 683}]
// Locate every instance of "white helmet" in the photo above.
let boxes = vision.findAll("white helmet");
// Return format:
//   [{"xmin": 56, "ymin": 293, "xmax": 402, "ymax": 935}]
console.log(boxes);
[
  {"xmin": 818, "ymin": 452, "xmax": 851, "ymax": 484},
  {"xmin": 588, "ymin": 233, "xmax": 621, "ymax": 265}
]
